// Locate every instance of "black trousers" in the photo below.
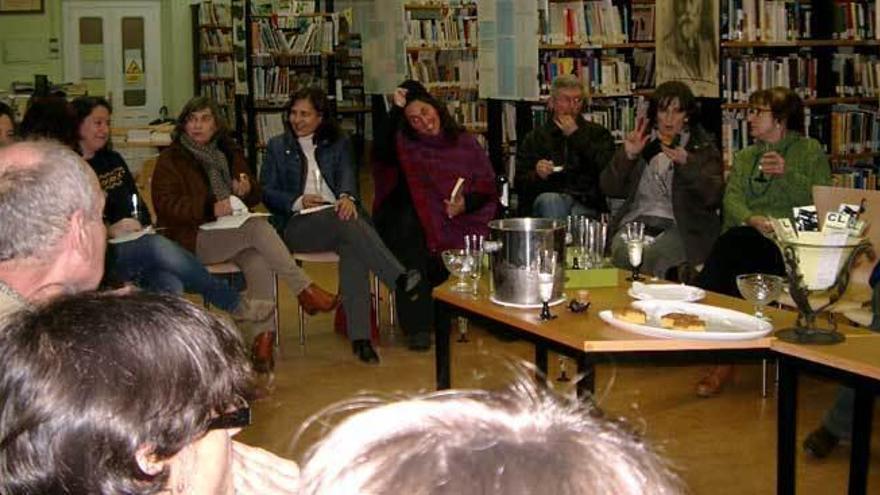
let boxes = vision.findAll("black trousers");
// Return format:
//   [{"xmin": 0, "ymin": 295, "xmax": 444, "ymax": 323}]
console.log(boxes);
[{"xmin": 695, "ymin": 226, "xmax": 786, "ymax": 298}]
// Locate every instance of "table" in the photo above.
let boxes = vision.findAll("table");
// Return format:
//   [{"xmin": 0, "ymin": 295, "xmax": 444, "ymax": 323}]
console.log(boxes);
[
  {"xmin": 774, "ymin": 336, "xmax": 880, "ymax": 495},
  {"xmin": 433, "ymin": 272, "xmax": 802, "ymax": 397}
]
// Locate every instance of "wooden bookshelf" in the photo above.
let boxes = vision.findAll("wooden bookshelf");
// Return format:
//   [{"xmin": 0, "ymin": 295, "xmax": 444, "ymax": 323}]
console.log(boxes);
[
  {"xmin": 722, "ymin": 39, "xmax": 880, "ymax": 49},
  {"xmin": 192, "ymin": 2, "xmax": 238, "ymax": 132}
]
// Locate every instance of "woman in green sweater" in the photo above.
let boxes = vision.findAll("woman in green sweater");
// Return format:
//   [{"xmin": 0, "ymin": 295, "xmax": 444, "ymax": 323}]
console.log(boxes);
[{"xmin": 694, "ymin": 87, "xmax": 831, "ymax": 397}]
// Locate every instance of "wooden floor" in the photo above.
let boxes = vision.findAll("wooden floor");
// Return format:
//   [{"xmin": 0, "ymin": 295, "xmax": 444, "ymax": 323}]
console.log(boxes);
[{"xmin": 235, "ymin": 262, "xmax": 880, "ymax": 494}]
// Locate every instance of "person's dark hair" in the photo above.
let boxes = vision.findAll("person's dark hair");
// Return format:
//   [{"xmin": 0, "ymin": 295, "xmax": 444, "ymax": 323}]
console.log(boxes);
[
  {"xmin": 283, "ymin": 86, "xmax": 340, "ymax": 143},
  {"xmin": 71, "ymin": 96, "xmax": 113, "ymax": 153},
  {"xmin": 398, "ymin": 79, "xmax": 429, "ymax": 100},
  {"xmin": 18, "ymin": 96, "xmax": 78, "ymax": 148},
  {"xmin": 748, "ymin": 86, "xmax": 804, "ymax": 133},
  {"xmin": 174, "ymin": 95, "xmax": 231, "ymax": 144},
  {"xmin": 648, "ymin": 81, "xmax": 699, "ymax": 129},
  {"xmin": 400, "ymin": 92, "xmax": 462, "ymax": 141},
  {"xmin": 0, "ymin": 292, "xmax": 253, "ymax": 494}
]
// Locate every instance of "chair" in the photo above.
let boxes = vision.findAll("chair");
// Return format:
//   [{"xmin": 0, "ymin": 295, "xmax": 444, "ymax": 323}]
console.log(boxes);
[
  {"xmin": 293, "ymin": 251, "xmax": 395, "ymax": 346},
  {"xmin": 204, "ymin": 261, "xmax": 281, "ymax": 350}
]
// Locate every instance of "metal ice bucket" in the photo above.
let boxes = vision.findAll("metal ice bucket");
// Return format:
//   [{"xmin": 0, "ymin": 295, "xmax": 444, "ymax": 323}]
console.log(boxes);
[{"xmin": 484, "ymin": 218, "xmax": 566, "ymax": 307}]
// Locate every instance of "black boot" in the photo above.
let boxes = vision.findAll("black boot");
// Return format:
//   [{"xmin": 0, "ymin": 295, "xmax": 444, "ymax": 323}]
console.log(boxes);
[{"xmin": 352, "ymin": 339, "xmax": 380, "ymax": 364}]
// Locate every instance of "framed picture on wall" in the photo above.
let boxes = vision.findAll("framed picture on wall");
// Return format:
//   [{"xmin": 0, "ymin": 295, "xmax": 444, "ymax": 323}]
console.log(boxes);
[{"xmin": 0, "ymin": 0, "xmax": 44, "ymax": 14}]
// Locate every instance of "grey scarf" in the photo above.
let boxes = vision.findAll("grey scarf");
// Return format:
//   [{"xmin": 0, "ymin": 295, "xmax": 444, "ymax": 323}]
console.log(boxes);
[{"xmin": 180, "ymin": 133, "xmax": 232, "ymax": 199}]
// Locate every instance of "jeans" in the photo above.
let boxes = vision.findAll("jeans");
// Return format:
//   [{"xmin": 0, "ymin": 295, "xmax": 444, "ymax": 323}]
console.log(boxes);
[
  {"xmin": 532, "ymin": 192, "xmax": 596, "ymax": 219},
  {"xmin": 822, "ymin": 387, "xmax": 855, "ymax": 440},
  {"xmin": 111, "ymin": 234, "xmax": 240, "ymax": 311}
]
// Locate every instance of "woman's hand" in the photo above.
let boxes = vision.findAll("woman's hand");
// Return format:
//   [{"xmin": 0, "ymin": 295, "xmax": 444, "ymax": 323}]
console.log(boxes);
[
  {"xmin": 232, "ymin": 174, "xmax": 251, "ymax": 197},
  {"xmin": 393, "ymin": 88, "xmax": 408, "ymax": 108},
  {"xmin": 759, "ymin": 151, "xmax": 785, "ymax": 176},
  {"xmin": 661, "ymin": 144, "xmax": 688, "ymax": 165},
  {"xmin": 623, "ymin": 117, "xmax": 650, "ymax": 159},
  {"xmin": 302, "ymin": 194, "xmax": 328, "ymax": 209},
  {"xmin": 747, "ymin": 215, "xmax": 774, "ymax": 234},
  {"xmin": 336, "ymin": 196, "xmax": 358, "ymax": 221},
  {"xmin": 108, "ymin": 218, "xmax": 143, "ymax": 238},
  {"xmin": 214, "ymin": 198, "xmax": 233, "ymax": 218},
  {"xmin": 232, "ymin": 441, "xmax": 299, "ymax": 495},
  {"xmin": 444, "ymin": 193, "xmax": 466, "ymax": 219}
]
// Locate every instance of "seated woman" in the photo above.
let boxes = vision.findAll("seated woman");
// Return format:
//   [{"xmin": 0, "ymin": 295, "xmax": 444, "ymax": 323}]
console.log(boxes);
[
  {"xmin": 0, "ymin": 102, "xmax": 15, "ymax": 146},
  {"xmin": 71, "ymin": 97, "xmax": 273, "ymax": 327},
  {"xmin": 260, "ymin": 87, "xmax": 418, "ymax": 364},
  {"xmin": 151, "ymin": 96, "xmax": 338, "ymax": 363},
  {"xmin": 379, "ymin": 90, "xmax": 498, "ymax": 349},
  {"xmin": 694, "ymin": 86, "xmax": 832, "ymax": 397},
  {"xmin": 601, "ymin": 80, "xmax": 724, "ymax": 279}
]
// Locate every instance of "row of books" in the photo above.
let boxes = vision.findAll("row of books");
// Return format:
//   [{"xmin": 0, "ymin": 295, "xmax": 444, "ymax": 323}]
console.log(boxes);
[
  {"xmin": 446, "ymin": 99, "xmax": 486, "ymax": 130},
  {"xmin": 251, "ymin": 52, "xmax": 324, "ymax": 68},
  {"xmin": 539, "ymin": 1, "xmax": 627, "ymax": 45},
  {"xmin": 832, "ymin": 165, "xmax": 880, "ymax": 190},
  {"xmin": 829, "ymin": 105, "xmax": 880, "ymax": 156},
  {"xmin": 251, "ymin": 17, "xmax": 337, "ymax": 55},
  {"xmin": 201, "ymin": 80, "xmax": 235, "ymax": 106},
  {"xmin": 538, "ymin": 51, "xmax": 654, "ymax": 97},
  {"xmin": 404, "ymin": 13, "xmax": 478, "ymax": 48},
  {"xmin": 200, "ymin": 28, "xmax": 233, "ymax": 53},
  {"xmin": 255, "ymin": 112, "xmax": 285, "ymax": 148},
  {"xmin": 829, "ymin": 1, "xmax": 878, "ymax": 40},
  {"xmin": 721, "ymin": 0, "xmax": 813, "ymax": 41},
  {"xmin": 250, "ymin": 0, "xmax": 316, "ymax": 17},
  {"xmin": 406, "ymin": 51, "xmax": 478, "ymax": 87},
  {"xmin": 722, "ymin": 54, "xmax": 819, "ymax": 102},
  {"xmin": 200, "ymin": 57, "xmax": 234, "ymax": 79},
  {"xmin": 198, "ymin": 0, "xmax": 232, "ymax": 27},
  {"xmin": 832, "ymin": 53, "xmax": 880, "ymax": 97},
  {"xmin": 252, "ymin": 66, "xmax": 325, "ymax": 105}
]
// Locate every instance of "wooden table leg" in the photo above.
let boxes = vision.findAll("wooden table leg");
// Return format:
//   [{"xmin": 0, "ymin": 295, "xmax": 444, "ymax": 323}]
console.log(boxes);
[
  {"xmin": 435, "ymin": 300, "xmax": 451, "ymax": 390},
  {"xmin": 777, "ymin": 356, "xmax": 798, "ymax": 495},
  {"xmin": 535, "ymin": 344, "xmax": 548, "ymax": 380},
  {"xmin": 849, "ymin": 385, "xmax": 874, "ymax": 495}
]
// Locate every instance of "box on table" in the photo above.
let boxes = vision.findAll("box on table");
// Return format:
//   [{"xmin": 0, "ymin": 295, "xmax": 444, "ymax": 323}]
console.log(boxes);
[{"xmin": 564, "ymin": 267, "xmax": 621, "ymax": 289}]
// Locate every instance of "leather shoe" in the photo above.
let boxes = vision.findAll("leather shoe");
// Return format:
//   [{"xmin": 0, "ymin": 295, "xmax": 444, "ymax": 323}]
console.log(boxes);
[
  {"xmin": 352, "ymin": 339, "xmax": 380, "ymax": 364},
  {"xmin": 251, "ymin": 331, "xmax": 275, "ymax": 373},
  {"xmin": 695, "ymin": 365, "xmax": 734, "ymax": 398},
  {"xmin": 803, "ymin": 426, "xmax": 840, "ymax": 459},
  {"xmin": 297, "ymin": 284, "xmax": 339, "ymax": 315}
]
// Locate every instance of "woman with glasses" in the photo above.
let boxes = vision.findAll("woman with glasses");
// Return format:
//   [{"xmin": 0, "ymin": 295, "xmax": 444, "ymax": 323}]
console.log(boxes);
[
  {"xmin": 0, "ymin": 292, "xmax": 299, "ymax": 494},
  {"xmin": 693, "ymin": 86, "xmax": 831, "ymax": 397},
  {"xmin": 601, "ymin": 80, "xmax": 724, "ymax": 279}
]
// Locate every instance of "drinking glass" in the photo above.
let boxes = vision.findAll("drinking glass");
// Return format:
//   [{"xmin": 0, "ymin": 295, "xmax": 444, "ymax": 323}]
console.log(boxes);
[
  {"xmin": 624, "ymin": 221, "xmax": 645, "ymax": 282},
  {"xmin": 736, "ymin": 273, "xmax": 785, "ymax": 320},
  {"xmin": 441, "ymin": 249, "xmax": 475, "ymax": 292},
  {"xmin": 538, "ymin": 249, "xmax": 558, "ymax": 321},
  {"xmin": 469, "ymin": 248, "xmax": 483, "ymax": 296}
]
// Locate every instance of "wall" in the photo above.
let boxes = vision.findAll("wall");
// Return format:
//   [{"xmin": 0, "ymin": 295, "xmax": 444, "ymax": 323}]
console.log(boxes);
[{"xmin": 0, "ymin": 0, "xmax": 196, "ymax": 117}]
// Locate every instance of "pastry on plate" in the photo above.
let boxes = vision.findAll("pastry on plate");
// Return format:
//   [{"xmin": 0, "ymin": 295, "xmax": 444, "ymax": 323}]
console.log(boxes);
[
  {"xmin": 659, "ymin": 312, "xmax": 706, "ymax": 331},
  {"xmin": 612, "ymin": 307, "xmax": 647, "ymax": 325}
]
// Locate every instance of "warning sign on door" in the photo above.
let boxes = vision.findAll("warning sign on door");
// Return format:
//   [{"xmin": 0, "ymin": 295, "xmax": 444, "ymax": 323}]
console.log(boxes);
[{"xmin": 124, "ymin": 49, "xmax": 144, "ymax": 86}]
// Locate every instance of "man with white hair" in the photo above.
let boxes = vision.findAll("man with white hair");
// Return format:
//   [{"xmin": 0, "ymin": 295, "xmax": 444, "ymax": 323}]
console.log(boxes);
[{"xmin": 0, "ymin": 140, "xmax": 106, "ymax": 318}]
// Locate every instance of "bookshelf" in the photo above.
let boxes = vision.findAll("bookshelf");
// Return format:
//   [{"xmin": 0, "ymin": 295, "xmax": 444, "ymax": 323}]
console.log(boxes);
[
  {"xmin": 192, "ymin": 1, "xmax": 238, "ymax": 131},
  {"xmin": 403, "ymin": 1, "xmax": 486, "ymax": 133}
]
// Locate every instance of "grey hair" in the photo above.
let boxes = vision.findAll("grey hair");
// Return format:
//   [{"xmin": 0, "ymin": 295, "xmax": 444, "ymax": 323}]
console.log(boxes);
[
  {"xmin": 297, "ymin": 375, "xmax": 686, "ymax": 495},
  {"xmin": 551, "ymin": 74, "xmax": 586, "ymax": 98},
  {"xmin": 0, "ymin": 140, "xmax": 101, "ymax": 262}
]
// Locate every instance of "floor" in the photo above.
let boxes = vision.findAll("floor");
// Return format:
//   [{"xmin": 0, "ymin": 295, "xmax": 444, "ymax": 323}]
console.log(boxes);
[{"xmin": 235, "ymin": 262, "xmax": 880, "ymax": 495}]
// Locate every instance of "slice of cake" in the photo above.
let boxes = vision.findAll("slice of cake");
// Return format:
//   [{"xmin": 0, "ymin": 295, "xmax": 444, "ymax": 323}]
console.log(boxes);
[
  {"xmin": 612, "ymin": 307, "xmax": 647, "ymax": 325},
  {"xmin": 659, "ymin": 312, "xmax": 706, "ymax": 331}
]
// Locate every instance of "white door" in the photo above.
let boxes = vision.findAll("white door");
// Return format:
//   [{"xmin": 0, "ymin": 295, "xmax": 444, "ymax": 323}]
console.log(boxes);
[{"xmin": 62, "ymin": 0, "xmax": 162, "ymax": 127}]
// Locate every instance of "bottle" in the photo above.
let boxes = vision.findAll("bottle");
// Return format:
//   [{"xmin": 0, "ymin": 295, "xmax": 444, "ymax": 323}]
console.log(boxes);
[{"xmin": 497, "ymin": 173, "xmax": 510, "ymax": 218}]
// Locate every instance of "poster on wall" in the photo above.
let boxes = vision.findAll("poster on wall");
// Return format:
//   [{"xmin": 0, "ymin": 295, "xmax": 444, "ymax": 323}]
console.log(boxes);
[
  {"xmin": 363, "ymin": 2, "xmax": 406, "ymax": 95},
  {"xmin": 655, "ymin": 0, "xmax": 719, "ymax": 97},
  {"xmin": 0, "ymin": 0, "xmax": 43, "ymax": 14},
  {"xmin": 478, "ymin": 0, "xmax": 539, "ymax": 100}
]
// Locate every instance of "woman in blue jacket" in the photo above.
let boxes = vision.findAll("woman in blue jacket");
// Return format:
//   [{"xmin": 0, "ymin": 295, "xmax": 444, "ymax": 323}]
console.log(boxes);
[{"xmin": 261, "ymin": 87, "xmax": 418, "ymax": 364}]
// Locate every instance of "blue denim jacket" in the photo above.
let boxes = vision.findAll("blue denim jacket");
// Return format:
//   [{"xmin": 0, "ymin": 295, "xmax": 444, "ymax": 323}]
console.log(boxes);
[{"xmin": 260, "ymin": 131, "xmax": 357, "ymax": 229}]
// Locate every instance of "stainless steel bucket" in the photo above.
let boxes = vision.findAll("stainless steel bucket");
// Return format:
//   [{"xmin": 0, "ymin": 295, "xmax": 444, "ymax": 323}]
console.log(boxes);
[{"xmin": 485, "ymin": 218, "xmax": 566, "ymax": 307}]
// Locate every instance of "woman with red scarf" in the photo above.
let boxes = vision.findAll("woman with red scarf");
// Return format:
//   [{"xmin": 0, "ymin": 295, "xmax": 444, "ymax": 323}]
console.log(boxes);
[{"xmin": 373, "ymin": 88, "xmax": 497, "ymax": 350}]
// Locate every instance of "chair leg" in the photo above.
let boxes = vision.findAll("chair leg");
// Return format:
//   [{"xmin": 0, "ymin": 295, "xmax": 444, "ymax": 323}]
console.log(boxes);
[
  {"xmin": 298, "ymin": 305, "xmax": 306, "ymax": 346},
  {"xmin": 761, "ymin": 359, "xmax": 769, "ymax": 398},
  {"xmin": 371, "ymin": 274, "xmax": 381, "ymax": 329},
  {"xmin": 389, "ymin": 291, "xmax": 396, "ymax": 328},
  {"xmin": 273, "ymin": 273, "xmax": 281, "ymax": 351}
]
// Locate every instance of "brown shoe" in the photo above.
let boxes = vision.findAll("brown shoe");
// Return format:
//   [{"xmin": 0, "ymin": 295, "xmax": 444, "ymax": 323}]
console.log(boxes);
[
  {"xmin": 695, "ymin": 365, "xmax": 734, "ymax": 398},
  {"xmin": 251, "ymin": 331, "xmax": 275, "ymax": 374},
  {"xmin": 297, "ymin": 283, "xmax": 339, "ymax": 315}
]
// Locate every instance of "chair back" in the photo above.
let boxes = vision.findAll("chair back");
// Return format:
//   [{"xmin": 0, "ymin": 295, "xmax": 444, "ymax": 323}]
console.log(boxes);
[{"xmin": 813, "ymin": 185, "xmax": 880, "ymax": 285}]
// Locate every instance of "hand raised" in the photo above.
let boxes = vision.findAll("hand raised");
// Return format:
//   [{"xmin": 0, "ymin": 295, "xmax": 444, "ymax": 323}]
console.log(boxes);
[{"xmin": 624, "ymin": 117, "xmax": 650, "ymax": 159}]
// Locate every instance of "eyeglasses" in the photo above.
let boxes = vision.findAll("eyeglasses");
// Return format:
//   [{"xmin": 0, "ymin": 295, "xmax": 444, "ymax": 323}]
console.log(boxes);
[
  {"xmin": 747, "ymin": 106, "xmax": 772, "ymax": 117},
  {"xmin": 207, "ymin": 406, "xmax": 251, "ymax": 431},
  {"xmin": 554, "ymin": 94, "xmax": 583, "ymax": 106}
]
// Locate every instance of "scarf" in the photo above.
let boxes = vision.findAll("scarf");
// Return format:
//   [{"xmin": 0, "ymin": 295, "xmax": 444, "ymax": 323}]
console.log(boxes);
[{"xmin": 180, "ymin": 133, "xmax": 232, "ymax": 199}]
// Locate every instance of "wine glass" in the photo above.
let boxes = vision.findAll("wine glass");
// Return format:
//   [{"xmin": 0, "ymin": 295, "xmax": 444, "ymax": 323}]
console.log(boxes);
[
  {"xmin": 441, "ymin": 249, "xmax": 475, "ymax": 292},
  {"xmin": 538, "ymin": 249, "xmax": 557, "ymax": 321},
  {"xmin": 736, "ymin": 273, "xmax": 785, "ymax": 321},
  {"xmin": 624, "ymin": 221, "xmax": 645, "ymax": 282}
]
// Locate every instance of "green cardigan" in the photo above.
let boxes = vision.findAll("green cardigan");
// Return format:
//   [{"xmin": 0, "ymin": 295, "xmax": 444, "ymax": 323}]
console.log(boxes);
[{"xmin": 722, "ymin": 133, "xmax": 831, "ymax": 232}]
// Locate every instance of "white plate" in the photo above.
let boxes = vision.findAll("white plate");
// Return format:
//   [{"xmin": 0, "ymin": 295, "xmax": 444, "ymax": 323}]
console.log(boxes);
[
  {"xmin": 628, "ymin": 282, "xmax": 705, "ymax": 302},
  {"xmin": 598, "ymin": 300, "xmax": 773, "ymax": 341}
]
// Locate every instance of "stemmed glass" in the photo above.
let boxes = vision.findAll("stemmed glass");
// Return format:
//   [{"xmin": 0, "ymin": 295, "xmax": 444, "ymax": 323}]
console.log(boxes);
[
  {"xmin": 538, "ymin": 250, "xmax": 558, "ymax": 321},
  {"xmin": 624, "ymin": 221, "xmax": 645, "ymax": 282},
  {"xmin": 465, "ymin": 234, "xmax": 484, "ymax": 297},
  {"xmin": 736, "ymin": 273, "xmax": 785, "ymax": 321},
  {"xmin": 441, "ymin": 249, "xmax": 475, "ymax": 292}
]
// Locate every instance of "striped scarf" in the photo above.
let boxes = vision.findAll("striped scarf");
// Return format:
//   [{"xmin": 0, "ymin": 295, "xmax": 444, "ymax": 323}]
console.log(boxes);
[{"xmin": 180, "ymin": 133, "xmax": 232, "ymax": 200}]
